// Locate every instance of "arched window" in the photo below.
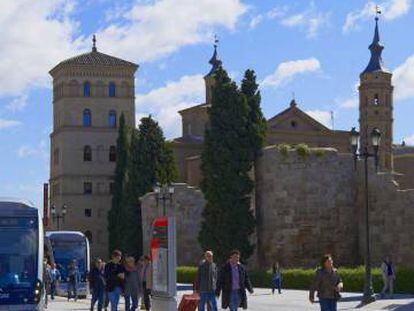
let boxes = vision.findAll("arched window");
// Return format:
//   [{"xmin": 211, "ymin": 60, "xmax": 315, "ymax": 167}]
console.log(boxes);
[
  {"xmin": 108, "ymin": 110, "xmax": 117, "ymax": 128},
  {"xmin": 109, "ymin": 82, "xmax": 116, "ymax": 97},
  {"xmin": 83, "ymin": 109, "xmax": 92, "ymax": 127},
  {"xmin": 374, "ymin": 94, "xmax": 379, "ymax": 105},
  {"xmin": 84, "ymin": 145, "xmax": 92, "ymax": 161},
  {"xmin": 83, "ymin": 81, "xmax": 91, "ymax": 97},
  {"xmin": 109, "ymin": 146, "xmax": 116, "ymax": 162},
  {"xmin": 84, "ymin": 230, "xmax": 92, "ymax": 243}
]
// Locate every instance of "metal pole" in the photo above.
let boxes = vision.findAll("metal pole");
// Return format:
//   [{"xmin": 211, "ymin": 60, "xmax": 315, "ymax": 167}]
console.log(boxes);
[
  {"xmin": 363, "ymin": 149, "xmax": 375, "ymax": 304},
  {"xmin": 57, "ymin": 216, "xmax": 60, "ymax": 231},
  {"xmin": 163, "ymin": 196, "xmax": 166, "ymax": 216}
]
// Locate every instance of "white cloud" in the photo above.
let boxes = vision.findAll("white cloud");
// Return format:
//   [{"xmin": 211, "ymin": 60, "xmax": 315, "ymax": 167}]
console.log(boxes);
[
  {"xmin": 249, "ymin": 5, "xmax": 329, "ymax": 37},
  {"xmin": 95, "ymin": 0, "xmax": 247, "ymax": 62},
  {"xmin": 0, "ymin": 0, "xmax": 82, "ymax": 96},
  {"xmin": 136, "ymin": 74, "xmax": 205, "ymax": 138},
  {"xmin": 405, "ymin": 134, "xmax": 414, "ymax": 145},
  {"xmin": 393, "ymin": 54, "xmax": 414, "ymax": 101},
  {"xmin": 17, "ymin": 140, "xmax": 49, "ymax": 160},
  {"xmin": 0, "ymin": 0, "xmax": 247, "ymax": 97},
  {"xmin": 343, "ymin": 0, "xmax": 411, "ymax": 33},
  {"xmin": 0, "ymin": 118, "xmax": 21, "ymax": 129},
  {"xmin": 262, "ymin": 58, "xmax": 321, "ymax": 88},
  {"xmin": 338, "ymin": 97, "xmax": 359, "ymax": 109},
  {"xmin": 305, "ymin": 110, "xmax": 333, "ymax": 128},
  {"xmin": 280, "ymin": 10, "xmax": 330, "ymax": 38},
  {"xmin": 5, "ymin": 94, "xmax": 29, "ymax": 112}
]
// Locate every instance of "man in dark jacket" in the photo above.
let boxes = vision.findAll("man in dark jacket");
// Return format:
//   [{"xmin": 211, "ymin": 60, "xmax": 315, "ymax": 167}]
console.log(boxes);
[
  {"xmin": 197, "ymin": 251, "xmax": 218, "ymax": 311},
  {"xmin": 90, "ymin": 258, "xmax": 106, "ymax": 311},
  {"xmin": 216, "ymin": 250, "xmax": 254, "ymax": 311},
  {"xmin": 104, "ymin": 250, "xmax": 125, "ymax": 311}
]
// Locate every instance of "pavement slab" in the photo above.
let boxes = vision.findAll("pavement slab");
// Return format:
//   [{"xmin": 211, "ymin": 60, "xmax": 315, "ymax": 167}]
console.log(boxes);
[{"xmin": 46, "ymin": 289, "xmax": 414, "ymax": 310}]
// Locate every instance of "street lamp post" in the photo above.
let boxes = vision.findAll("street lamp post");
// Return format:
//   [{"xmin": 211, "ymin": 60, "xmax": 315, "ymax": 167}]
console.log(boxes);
[
  {"xmin": 350, "ymin": 127, "xmax": 381, "ymax": 304},
  {"xmin": 51, "ymin": 204, "xmax": 67, "ymax": 230},
  {"xmin": 154, "ymin": 183, "xmax": 175, "ymax": 216}
]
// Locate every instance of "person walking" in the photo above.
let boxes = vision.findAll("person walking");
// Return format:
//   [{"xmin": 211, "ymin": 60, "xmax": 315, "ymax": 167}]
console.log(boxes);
[
  {"xmin": 104, "ymin": 250, "xmax": 125, "ymax": 311},
  {"xmin": 381, "ymin": 256, "xmax": 396, "ymax": 298},
  {"xmin": 124, "ymin": 256, "xmax": 140, "ymax": 311},
  {"xmin": 43, "ymin": 259, "xmax": 51, "ymax": 309},
  {"xmin": 140, "ymin": 255, "xmax": 152, "ymax": 311},
  {"xmin": 90, "ymin": 258, "xmax": 106, "ymax": 311},
  {"xmin": 49, "ymin": 262, "xmax": 61, "ymax": 300},
  {"xmin": 309, "ymin": 254, "xmax": 343, "ymax": 311},
  {"xmin": 197, "ymin": 251, "xmax": 218, "ymax": 311},
  {"xmin": 67, "ymin": 259, "xmax": 80, "ymax": 301},
  {"xmin": 271, "ymin": 262, "xmax": 282, "ymax": 295},
  {"xmin": 216, "ymin": 250, "xmax": 254, "ymax": 311}
]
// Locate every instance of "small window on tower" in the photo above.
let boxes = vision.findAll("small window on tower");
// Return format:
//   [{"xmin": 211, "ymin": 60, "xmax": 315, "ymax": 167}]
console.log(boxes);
[
  {"xmin": 83, "ymin": 82, "xmax": 91, "ymax": 97},
  {"xmin": 109, "ymin": 146, "xmax": 116, "ymax": 162},
  {"xmin": 83, "ymin": 145, "xmax": 92, "ymax": 161},
  {"xmin": 109, "ymin": 82, "xmax": 116, "ymax": 97},
  {"xmin": 374, "ymin": 94, "xmax": 379, "ymax": 105},
  {"xmin": 84, "ymin": 209, "xmax": 92, "ymax": 217},
  {"xmin": 291, "ymin": 120, "xmax": 297, "ymax": 128},
  {"xmin": 83, "ymin": 109, "xmax": 92, "ymax": 127},
  {"xmin": 83, "ymin": 182, "xmax": 92, "ymax": 194}
]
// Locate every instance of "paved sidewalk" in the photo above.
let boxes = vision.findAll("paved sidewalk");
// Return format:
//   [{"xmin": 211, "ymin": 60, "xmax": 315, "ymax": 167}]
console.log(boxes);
[{"xmin": 46, "ymin": 289, "xmax": 414, "ymax": 310}]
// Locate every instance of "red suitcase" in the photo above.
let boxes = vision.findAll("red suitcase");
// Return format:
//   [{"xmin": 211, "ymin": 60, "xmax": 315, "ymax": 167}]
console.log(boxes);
[{"xmin": 178, "ymin": 293, "xmax": 200, "ymax": 311}]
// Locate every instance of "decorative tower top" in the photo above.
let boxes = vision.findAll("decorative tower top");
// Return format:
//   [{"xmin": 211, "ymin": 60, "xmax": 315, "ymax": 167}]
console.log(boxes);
[
  {"xmin": 92, "ymin": 34, "xmax": 97, "ymax": 52},
  {"xmin": 206, "ymin": 35, "xmax": 222, "ymax": 76},
  {"xmin": 361, "ymin": 7, "xmax": 388, "ymax": 74}
]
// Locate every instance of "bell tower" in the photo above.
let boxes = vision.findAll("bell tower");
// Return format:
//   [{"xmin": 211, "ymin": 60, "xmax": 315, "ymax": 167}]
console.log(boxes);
[
  {"xmin": 204, "ymin": 36, "xmax": 222, "ymax": 105},
  {"xmin": 359, "ymin": 16, "xmax": 393, "ymax": 171}
]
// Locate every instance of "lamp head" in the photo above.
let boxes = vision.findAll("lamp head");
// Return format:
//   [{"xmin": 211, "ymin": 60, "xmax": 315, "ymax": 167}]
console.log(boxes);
[
  {"xmin": 51, "ymin": 205, "xmax": 56, "ymax": 215},
  {"xmin": 350, "ymin": 127, "xmax": 359, "ymax": 153},
  {"xmin": 62, "ymin": 204, "xmax": 67, "ymax": 215}
]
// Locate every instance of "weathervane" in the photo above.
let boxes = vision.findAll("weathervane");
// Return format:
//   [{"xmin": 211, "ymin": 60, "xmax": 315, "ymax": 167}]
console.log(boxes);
[
  {"xmin": 375, "ymin": 5, "xmax": 382, "ymax": 20},
  {"xmin": 214, "ymin": 34, "xmax": 219, "ymax": 48}
]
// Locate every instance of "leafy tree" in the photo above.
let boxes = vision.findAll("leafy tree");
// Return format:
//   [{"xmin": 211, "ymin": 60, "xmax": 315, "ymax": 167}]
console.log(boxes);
[
  {"xmin": 108, "ymin": 114, "xmax": 129, "ymax": 254},
  {"xmin": 199, "ymin": 67, "xmax": 256, "ymax": 263},
  {"xmin": 123, "ymin": 116, "xmax": 177, "ymax": 257}
]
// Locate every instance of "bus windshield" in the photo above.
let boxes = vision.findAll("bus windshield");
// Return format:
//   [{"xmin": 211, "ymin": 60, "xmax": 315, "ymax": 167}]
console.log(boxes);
[
  {"xmin": 0, "ymin": 217, "xmax": 38, "ymax": 289},
  {"xmin": 50, "ymin": 237, "xmax": 86, "ymax": 280}
]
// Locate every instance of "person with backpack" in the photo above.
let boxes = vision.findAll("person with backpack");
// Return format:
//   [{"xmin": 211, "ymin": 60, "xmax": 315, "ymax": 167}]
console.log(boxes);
[
  {"xmin": 67, "ymin": 259, "xmax": 80, "ymax": 301},
  {"xmin": 381, "ymin": 256, "xmax": 396, "ymax": 298},
  {"xmin": 271, "ymin": 262, "xmax": 282, "ymax": 295},
  {"xmin": 104, "ymin": 250, "xmax": 125, "ymax": 311}
]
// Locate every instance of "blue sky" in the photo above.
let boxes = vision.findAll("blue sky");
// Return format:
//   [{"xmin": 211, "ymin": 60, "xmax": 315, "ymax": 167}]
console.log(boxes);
[{"xmin": 1, "ymin": 0, "xmax": 414, "ymax": 207}]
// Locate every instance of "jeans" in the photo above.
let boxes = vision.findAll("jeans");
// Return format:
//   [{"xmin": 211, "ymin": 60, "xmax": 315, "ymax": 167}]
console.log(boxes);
[
  {"xmin": 125, "ymin": 292, "xmax": 138, "ymax": 311},
  {"xmin": 91, "ymin": 287, "xmax": 105, "ymax": 311},
  {"xmin": 198, "ymin": 292, "xmax": 218, "ymax": 311},
  {"xmin": 229, "ymin": 290, "xmax": 240, "ymax": 311},
  {"xmin": 108, "ymin": 287, "xmax": 122, "ymax": 311},
  {"xmin": 142, "ymin": 282, "xmax": 151, "ymax": 310},
  {"xmin": 68, "ymin": 281, "xmax": 78, "ymax": 300},
  {"xmin": 382, "ymin": 276, "xmax": 394, "ymax": 296},
  {"xmin": 319, "ymin": 298, "xmax": 337, "ymax": 311},
  {"xmin": 50, "ymin": 281, "xmax": 57, "ymax": 300},
  {"xmin": 272, "ymin": 278, "xmax": 282, "ymax": 294}
]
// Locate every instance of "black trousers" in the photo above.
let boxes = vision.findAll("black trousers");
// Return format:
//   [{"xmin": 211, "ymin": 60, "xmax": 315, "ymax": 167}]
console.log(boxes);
[{"xmin": 142, "ymin": 282, "xmax": 151, "ymax": 310}]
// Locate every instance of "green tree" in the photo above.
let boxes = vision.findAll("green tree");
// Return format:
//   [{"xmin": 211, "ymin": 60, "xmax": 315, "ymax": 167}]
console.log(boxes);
[
  {"xmin": 108, "ymin": 113, "xmax": 129, "ymax": 254},
  {"xmin": 123, "ymin": 116, "xmax": 177, "ymax": 257},
  {"xmin": 199, "ymin": 67, "xmax": 256, "ymax": 264},
  {"xmin": 241, "ymin": 69, "xmax": 267, "ymax": 160}
]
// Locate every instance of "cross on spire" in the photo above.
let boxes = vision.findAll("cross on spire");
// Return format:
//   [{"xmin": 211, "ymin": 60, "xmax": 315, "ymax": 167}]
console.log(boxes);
[
  {"xmin": 206, "ymin": 34, "xmax": 222, "ymax": 76},
  {"xmin": 92, "ymin": 34, "xmax": 97, "ymax": 52},
  {"xmin": 375, "ymin": 5, "xmax": 382, "ymax": 20}
]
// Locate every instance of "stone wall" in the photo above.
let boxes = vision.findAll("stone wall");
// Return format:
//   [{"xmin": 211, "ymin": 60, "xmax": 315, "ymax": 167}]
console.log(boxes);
[
  {"xmin": 140, "ymin": 183, "xmax": 205, "ymax": 266},
  {"xmin": 358, "ymin": 170, "xmax": 414, "ymax": 268},
  {"xmin": 255, "ymin": 146, "xmax": 359, "ymax": 268}
]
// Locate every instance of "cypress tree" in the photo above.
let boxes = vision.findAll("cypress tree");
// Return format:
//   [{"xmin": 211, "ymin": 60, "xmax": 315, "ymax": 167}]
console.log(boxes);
[
  {"xmin": 199, "ymin": 67, "xmax": 256, "ymax": 263},
  {"xmin": 241, "ymin": 69, "xmax": 267, "ymax": 160},
  {"xmin": 123, "ymin": 116, "xmax": 177, "ymax": 257},
  {"xmin": 108, "ymin": 113, "xmax": 129, "ymax": 254}
]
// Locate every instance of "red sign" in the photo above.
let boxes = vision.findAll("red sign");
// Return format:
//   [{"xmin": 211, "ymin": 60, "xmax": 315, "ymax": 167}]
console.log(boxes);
[
  {"xmin": 150, "ymin": 217, "xmax": 168, "ymax": 262},
  {"xmin": 43, "ymin": 183, "xmax": 49, "ymax": 227}
]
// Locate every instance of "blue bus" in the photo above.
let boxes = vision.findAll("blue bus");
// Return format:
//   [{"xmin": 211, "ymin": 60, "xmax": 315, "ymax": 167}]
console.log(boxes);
[
  {"xmin": 45, "ymin": 231, "xmax": 90, "ymax": 298},
  {"xmin": 0, "ymin": 198, "xmax": 44, "ymax": 310}
]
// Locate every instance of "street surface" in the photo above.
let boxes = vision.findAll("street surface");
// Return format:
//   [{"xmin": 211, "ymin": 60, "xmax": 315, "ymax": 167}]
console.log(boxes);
[{"xmin": 46, "ymin": 289, "xmax": 414, "ymax": 310}]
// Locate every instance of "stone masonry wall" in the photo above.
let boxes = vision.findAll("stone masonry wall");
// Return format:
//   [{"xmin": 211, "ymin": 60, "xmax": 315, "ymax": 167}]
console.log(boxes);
[
  {"xmin": 140, "ymin": 183, "xmax": 205, "ymax": 266},
  {"xmin": 255, "ymin": 146, "xmax": 359, "ymax": 268}
]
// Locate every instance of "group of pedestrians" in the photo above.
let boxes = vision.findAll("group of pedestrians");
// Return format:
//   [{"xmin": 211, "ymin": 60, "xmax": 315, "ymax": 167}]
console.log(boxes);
[
  {"xmin": 89, "ymin": 249, "xmax": 152, "ymax": 311},
  {"xmin": 43, "ymin": 260, "xmax": 62, "ymax": 308},
  {"xmin": 196, "ymin": 249, "xmax": 254, "ymax": 311}
]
